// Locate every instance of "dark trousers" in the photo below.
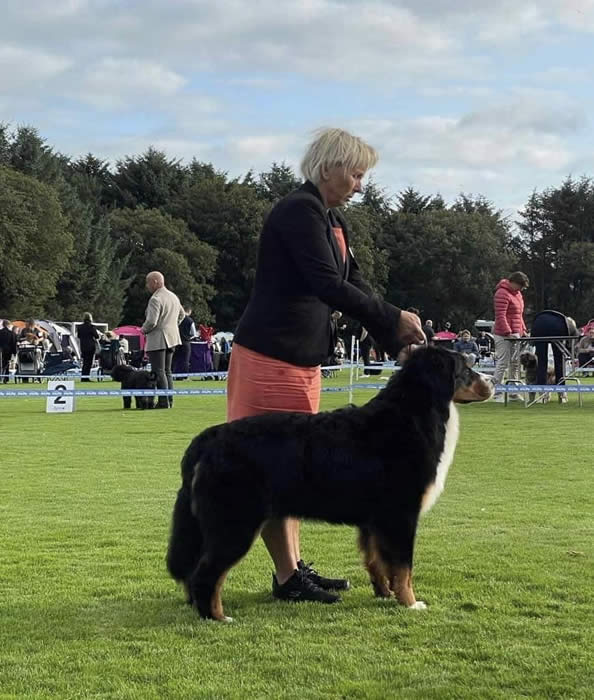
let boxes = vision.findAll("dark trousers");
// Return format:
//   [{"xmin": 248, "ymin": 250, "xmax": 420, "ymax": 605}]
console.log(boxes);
[
  {"xmin": 147, "ymin": 347, "xmax": 175, "ymax": 407},
  {"xmin": 174, "ymin": 341, "xmax": 192, "ymax": 376},
  {"xmin": 531, "ymin": 312, "xmax": 568, "ymax": 385},
  {"xmin": 81, "ymin": 350, "xmax": 95, "ymax": 381},
  {"xmin": 578, "ymin": 352, "xmax": 594, "ymax": 367},
  {"xmin": 0, "ymin": 350, "xmax": 10, "ymax": 383}
]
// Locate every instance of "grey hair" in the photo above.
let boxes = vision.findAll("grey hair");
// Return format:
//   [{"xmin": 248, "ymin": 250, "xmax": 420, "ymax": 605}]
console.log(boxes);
[
  {"xmin": 300, "ymin": 128, "xmax": 379, "ymax": 185},
  {"xmin": 83, "ymin": 312, "xmax": 93, "ymax": 322}
]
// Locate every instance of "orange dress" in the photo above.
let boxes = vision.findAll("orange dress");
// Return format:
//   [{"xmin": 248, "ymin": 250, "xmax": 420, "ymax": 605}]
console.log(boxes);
[
  {"xmin": 227, "ymin": 227, "xmax": 345, "ymax": 422},
  {"xmin": 227, "ymin": 343, "xmax": 321, "ymax": 421}
]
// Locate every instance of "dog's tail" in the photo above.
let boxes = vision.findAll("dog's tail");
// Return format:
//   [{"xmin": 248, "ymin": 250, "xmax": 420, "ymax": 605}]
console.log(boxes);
[
  {"xmin": 110, "ymin": 364, "xmax": 134, "ymax": 382},
  {"xmin": 166, "ymin": 484, "xmax": 203, "ymax": 584},
  {"xmin": 166, "ymin": 433, "xmax": 212, "ymax": 585}
]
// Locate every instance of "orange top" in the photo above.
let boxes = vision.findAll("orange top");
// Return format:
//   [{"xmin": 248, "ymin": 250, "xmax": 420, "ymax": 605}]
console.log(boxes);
[
  {"xmin": 332, "ymin": 226, "xmax": 347, "ymax": 263},
  {"xmin": 227, "ymin": 343, "xmax": 321, "ymax": 421}
]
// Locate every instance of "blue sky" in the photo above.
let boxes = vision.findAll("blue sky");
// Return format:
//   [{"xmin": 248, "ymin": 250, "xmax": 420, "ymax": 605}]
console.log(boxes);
[{"xmin": 1, "ymin": 0, "xmax": 594, "ymax": 215}]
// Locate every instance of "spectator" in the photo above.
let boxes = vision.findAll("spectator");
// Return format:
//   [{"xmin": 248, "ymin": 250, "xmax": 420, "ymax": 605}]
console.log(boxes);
[
  {"xmin": 492, "ymin": 271, "xmax": 529, "ymax": 402},
  {"xmin": 19, "ymin": 319, "xmax": 42, "ymax": 344},
  {"xmin": 76, "ymin": 312, "xmax": 101, "ymax": 382},
  {"xmin": 423, "ymin": 319, "xmax": 435, "ymax": 344},
  {"xmin": 577, "ymin": 327, "xmax": 594, "ymax": 368},
  {"xmin": 118, "ymin": 335, "xmax": 129, "ymax": 358},
  {"xmin": 175, "ymin": 307, "xmax": 197, "ymax": 377},
  {"xmin": 0, "ymin": 320, "xmax": 17, "ymax": 383},
  {"xmin": 141, "ymin": 271, "xmax": 185, "ymax": 409},
  {"xmin": 476, "ymin": 330, "xmax": 494, "ymax": 358},
  {"xmin": 226, "ymin": 127, "xmax": 424, "ymax": 604},
  {"xmin": 454, "ymin": 330, "xmax": 480, "ymax": 366},
  {"xmin": 327, "ymin": 311, "xmax": 346, "ymax": 366}
]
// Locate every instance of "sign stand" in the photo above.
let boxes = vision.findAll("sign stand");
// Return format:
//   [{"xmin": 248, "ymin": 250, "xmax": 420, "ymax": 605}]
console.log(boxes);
[{"xmin": 46, "ymin": 380, "xmax": 75, "ymax": 413}]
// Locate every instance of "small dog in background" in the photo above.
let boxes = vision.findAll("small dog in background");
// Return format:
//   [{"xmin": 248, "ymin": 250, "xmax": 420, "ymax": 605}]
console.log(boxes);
[
  {"xmin": 111, "ymin": 364, "xmax": 157, "ymax": 409},
  {"xmin": 520, "ymin": 351, "xmax": 555, "ymax": 403}
]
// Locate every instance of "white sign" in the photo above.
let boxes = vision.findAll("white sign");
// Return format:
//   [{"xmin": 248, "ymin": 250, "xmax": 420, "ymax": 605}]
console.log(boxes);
[{"xmin": 46, "ymin": 380, "xmax": 75, "ymax": 413}]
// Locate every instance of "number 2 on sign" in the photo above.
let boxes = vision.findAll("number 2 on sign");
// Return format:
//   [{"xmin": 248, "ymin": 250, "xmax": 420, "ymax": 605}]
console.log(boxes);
[{"xmin": 54, "ymin": 384, "xmax": 67, "ymax": 405}]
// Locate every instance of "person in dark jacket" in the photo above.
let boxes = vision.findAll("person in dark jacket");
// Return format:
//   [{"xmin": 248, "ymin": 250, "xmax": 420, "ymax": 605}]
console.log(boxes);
[
  {"xmin": 76, "ymin": 312, "xmax": 100, "ymax": 382},
  {"xmin": 228, "ymin": 127, "xmax": 425, "ymax": 605},
  {"xmin": 422, "ymin": 319, "xmax": 435, "ymax": 344},
  {"xmin": 0, "ymin": 320, "xmax": 18, "ymax": 383},
  {"xmin": 174, "ymin": 307, "xmax": 197, "ymax": 377},
  {"xmin": 454, "ymin": 330, "xmax": 480, "ymax": 366},
  {"xmin": 531, "ymin": 310, "xmax": 578, "ymax": 403}
]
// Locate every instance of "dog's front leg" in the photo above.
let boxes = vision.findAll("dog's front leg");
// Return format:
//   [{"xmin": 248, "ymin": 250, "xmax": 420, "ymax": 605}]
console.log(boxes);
[
  {"xmin": 388, "ymin": 566, "xmax": 425, "ymax": 610},
  {"xmin": 376, "ymin": 518, "xmax": 426, "ymax": 610}
]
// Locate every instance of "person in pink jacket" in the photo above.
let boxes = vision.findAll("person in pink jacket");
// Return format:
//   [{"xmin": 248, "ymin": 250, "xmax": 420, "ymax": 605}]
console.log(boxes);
[{"xmin": 492, "ymin": 271, "xmax": 529, "ymax": 401}]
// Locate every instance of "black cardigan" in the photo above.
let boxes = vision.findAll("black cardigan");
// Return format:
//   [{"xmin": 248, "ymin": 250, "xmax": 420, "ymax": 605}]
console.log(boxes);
[
  {"xmin": 234, "ymin": 181, "xmax": 403, "ymax": 367},
  {"xmin": 76, "ymin": 321, "xmax": 100, "ymax": 354}
]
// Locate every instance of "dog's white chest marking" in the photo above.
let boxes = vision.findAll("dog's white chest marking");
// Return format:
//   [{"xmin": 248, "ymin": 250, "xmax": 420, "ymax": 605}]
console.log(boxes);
[{"xmin": 420, "ymin": 402, "xmax": 459, "ymax": 514}]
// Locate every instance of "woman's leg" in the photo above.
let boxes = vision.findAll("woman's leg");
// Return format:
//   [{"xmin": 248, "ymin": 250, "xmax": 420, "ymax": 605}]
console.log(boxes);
[
  {"xmin": 493, "ymin": 335, "xmax": 510, "ymax": 386},
  {"xmin": 552, "ymin": 345, "xmax": 565, "ymax": 385},
  {"xmin": 81, "ymin": 351, "xmax": 94, "ymax": 381},
  {"xmin": 260, "ymin": 519, "xmax": 299, "ymax": 584}
]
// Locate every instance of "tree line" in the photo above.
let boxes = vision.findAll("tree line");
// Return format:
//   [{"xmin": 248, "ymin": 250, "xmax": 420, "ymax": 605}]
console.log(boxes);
[{"xmin": 1, "ymin": 124, "xmax": 593, "ymax": 331}]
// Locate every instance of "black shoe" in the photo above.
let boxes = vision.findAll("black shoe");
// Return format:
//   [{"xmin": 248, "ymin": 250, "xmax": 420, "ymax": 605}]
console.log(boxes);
[
  {"xmin": 298, "ymin": 560, "xmax": 350, "ymax": 591},
  {"xmin": 155, "ymin": 404, "xmax": 169, "ymax": 409},
  {"xmin": 272, "ymin": 569, "xmax": 340, "ymax": 603}
]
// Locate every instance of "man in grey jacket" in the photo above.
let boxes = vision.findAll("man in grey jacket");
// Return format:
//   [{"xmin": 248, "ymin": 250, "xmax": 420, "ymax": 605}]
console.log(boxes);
[{"xmin": 141, "ymin": 271, "xmax": 185, "ymax": 408}]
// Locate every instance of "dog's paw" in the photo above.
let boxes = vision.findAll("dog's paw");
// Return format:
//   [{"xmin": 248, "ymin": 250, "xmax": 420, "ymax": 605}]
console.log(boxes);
[
  {"xmin": 206, "ymin": 616, "xmax": 234, "ymax": 623},
  {"xmin": 409, "ymin": 601, "xmax": 427, "ymax": 610}
]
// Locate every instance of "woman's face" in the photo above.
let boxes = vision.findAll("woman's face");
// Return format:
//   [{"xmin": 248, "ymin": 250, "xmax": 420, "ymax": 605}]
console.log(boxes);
[{"xmin": 321, "ymin": 165, "xmax": 366, "ymax": 207}]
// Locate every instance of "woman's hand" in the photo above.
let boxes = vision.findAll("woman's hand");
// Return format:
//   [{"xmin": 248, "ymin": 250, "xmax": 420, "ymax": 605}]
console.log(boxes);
[{"xmin": 397, "ymin": 310, "xmax": 426, "ymax": 346}]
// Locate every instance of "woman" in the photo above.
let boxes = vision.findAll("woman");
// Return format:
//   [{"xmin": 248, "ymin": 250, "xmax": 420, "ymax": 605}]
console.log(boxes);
[
  {"xmin": 577, "ymin": 326, "xmax": 594, "ymax": 368},
  {"xmin": 492, "ymin": 272, "xmax": 529, "ymax": 402},
  {"xmin": 76, "ymin": 312, "xmax": 100, "ymax": 382},
  {"xmin": 453, "ymin": 330, "xmax": 480, "ymax": 366},
  {"xmin": 228, "ymin": 127, "xmax": 424, "ymax": 604}
]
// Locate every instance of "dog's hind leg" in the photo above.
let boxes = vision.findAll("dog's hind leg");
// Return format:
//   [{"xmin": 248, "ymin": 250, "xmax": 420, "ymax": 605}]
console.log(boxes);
[
  {"xmin": 189, "ymin": 520, "xmax": 262, "ymax": 621},
  {"xmin": 374, "ymin": 516, "xmax": 426, "ymax": 610},
  {"xmin": 358, "ymin": 527, "xmax": 392, "ymax": 598},
  {"xmin": 166, "ymin": 486, "xmax": 203, "ymax": 603}
]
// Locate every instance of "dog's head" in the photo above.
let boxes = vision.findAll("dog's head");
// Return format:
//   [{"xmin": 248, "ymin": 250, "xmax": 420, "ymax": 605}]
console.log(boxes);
[
  {"xmin": 398, "ymin": 346, "xmax": 493, "ymax": 404},
  {"xmin": 110, "ymin": 364, "xmax": 135, "ymax": 382},
  {"xmin": 520, "ymin": 351, "xmax": 538, "ymax": 370}
]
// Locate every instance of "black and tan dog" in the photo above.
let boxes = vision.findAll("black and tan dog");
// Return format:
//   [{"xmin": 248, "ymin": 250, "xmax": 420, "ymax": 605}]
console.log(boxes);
[
  {"xmin": 166, "ymin": 346, "xmax": 493, "ymax": 621},
  {"xmin": 520, "ymin": 351, "xmax": 555, "ymax": 403},
  {"xmin": 110, "ymin": 364, "xmax": 157, "ymax": 409}
]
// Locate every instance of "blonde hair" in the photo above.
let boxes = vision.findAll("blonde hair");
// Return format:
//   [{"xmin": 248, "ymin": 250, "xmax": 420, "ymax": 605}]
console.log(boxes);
[{"xmin": 300, "ymin": 128, "xmax": 379, "ymax": 185}]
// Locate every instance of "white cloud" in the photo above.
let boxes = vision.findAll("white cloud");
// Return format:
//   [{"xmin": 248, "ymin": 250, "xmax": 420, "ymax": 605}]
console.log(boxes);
[
  {"xmin": 0, "ymin": 45, "xmax": 71, "ymax": 88},
  {"xmin": 77, "ymin": 58, "xmax": 187, "ymax": 110}
]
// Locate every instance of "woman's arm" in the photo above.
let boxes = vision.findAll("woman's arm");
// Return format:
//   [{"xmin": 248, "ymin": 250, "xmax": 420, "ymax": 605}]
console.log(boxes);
[{"xmin": 278, "ymin": 199, "xmax": 417, "ymax": 353}]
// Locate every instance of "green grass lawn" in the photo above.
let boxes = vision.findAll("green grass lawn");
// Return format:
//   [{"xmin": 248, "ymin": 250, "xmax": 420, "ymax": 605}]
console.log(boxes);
[{"xmin": 1, "ymin": 374, "xmax": 593, "ymax": 699}]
